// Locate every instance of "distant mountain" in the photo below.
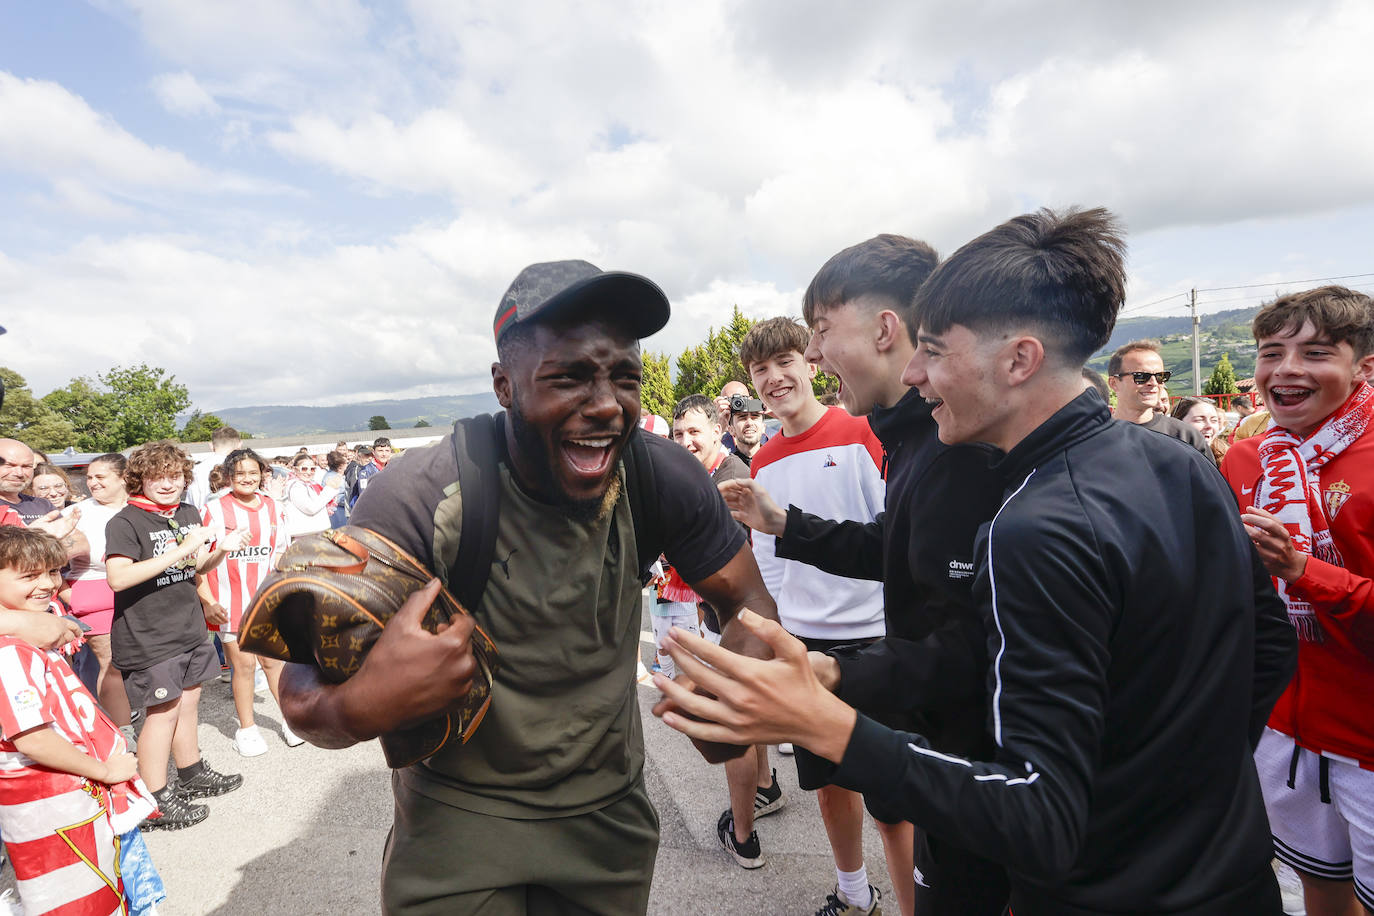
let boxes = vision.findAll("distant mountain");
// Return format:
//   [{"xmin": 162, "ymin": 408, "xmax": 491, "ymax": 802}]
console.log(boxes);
[
  {"xmin": 1087, "ymin": 305, "xmax": 1261, "ymax": 393},
  {"xmin": 210, "ymin": 392, "xmax": 501, "ymax": 439}
]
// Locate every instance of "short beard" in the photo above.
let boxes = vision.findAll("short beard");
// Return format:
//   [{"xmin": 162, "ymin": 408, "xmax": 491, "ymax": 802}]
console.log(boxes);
[{"xmin": 560, "ymin": 473, "xmax": 622, "ymax": 524}]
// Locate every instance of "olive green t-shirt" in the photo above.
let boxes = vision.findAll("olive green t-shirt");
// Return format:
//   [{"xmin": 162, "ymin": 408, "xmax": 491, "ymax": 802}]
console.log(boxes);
[{"xmin": 404, "ymin": 464, "xmax": 644, "ymax": 817}]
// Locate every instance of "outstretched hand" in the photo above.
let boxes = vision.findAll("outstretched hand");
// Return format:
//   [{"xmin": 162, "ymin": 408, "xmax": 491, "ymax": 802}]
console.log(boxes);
[
  {"xmin": 716, "ymin": 479, "xmax": 786, "ymax": 536},
  {"xmin": 651, "ymin": 609, "xmax": 857, "ymax": 763},
  {"xmin": 31, "ymin": 508, "xmax": 79, "ymax": 540}
]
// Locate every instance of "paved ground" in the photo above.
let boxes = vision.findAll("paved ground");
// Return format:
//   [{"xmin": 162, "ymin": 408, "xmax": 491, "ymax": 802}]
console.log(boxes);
[{"xmin": 127, "ymin": 597, "xmax": 895, "ymax": 915}]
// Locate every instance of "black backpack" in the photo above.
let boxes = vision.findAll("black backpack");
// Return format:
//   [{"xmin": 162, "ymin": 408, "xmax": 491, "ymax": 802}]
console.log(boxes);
[{"xmin": 445, "ymin": 413, "xmax": 664, "ymax": 613}]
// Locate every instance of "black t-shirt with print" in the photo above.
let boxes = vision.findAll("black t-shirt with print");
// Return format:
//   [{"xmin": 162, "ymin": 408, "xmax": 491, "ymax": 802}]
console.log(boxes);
[
  {"xmin": 1, "ymin": 494, "xmax": 55, "ymax": 525},
  {"xmin": 106, "ymin": 503, "xmax": 207, "ymax": 671}
]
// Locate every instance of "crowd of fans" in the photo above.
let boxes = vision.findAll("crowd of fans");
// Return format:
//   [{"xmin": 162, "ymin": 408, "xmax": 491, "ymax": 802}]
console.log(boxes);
[
  {"xmin": 0, "ymin": 430, "xmax": 397, "ymax": 914},
  {"xmin": 0, "ymin": 250, "xmax": 1366, "ymax": 916}
]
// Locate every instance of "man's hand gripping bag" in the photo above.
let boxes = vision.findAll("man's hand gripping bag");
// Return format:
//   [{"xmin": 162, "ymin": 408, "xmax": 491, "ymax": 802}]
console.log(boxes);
[{"xmin": 239, "ymin": 526, "xmax": 499, "ymax": 768}]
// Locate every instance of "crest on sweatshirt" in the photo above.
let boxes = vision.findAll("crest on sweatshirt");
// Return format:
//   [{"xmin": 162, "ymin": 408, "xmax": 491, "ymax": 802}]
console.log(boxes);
[{"xmin": 1324, "ymin": 479, "xmax": 1352, "ymax": 520}]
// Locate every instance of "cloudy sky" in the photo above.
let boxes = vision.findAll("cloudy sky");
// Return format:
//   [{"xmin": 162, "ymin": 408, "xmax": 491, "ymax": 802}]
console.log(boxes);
[{"xmin": 3, "ymin": 0, "xmax": 1373, "ymax": 410}]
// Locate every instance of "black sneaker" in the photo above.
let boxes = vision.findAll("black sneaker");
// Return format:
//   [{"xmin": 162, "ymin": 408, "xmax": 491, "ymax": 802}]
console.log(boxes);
[
  {"xmin": 754, "ymin": 768, "xmax": 786, "ymax": 818},
  {"xmin": 716, "ymin": 808, "xmax": 764, "ymax": 869},
  {"xmin": 141, "ymin": 791, "xmax": 209, "ymax": 831},
  {"xmin": 814, "ymin": 884, "xmax": 882, "ymax": 915},
  {"xmin": 175, "ymin": 760, "xmax": 243, "ymax": 799}
]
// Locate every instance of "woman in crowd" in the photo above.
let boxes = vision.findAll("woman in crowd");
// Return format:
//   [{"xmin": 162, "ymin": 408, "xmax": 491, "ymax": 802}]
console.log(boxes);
[
  {"xmin": 66, "ymin": 453, "xmax": 134, "ymax": 732},
  {"xmin": 199, "ymin": 448, "xmax": 300, "ymax": 756},
  {"xmin": 30, "ymin": 463, "xmax": 79, "ymax": 508},
  {"xmin": 324, "ymin": 449, "xmax": 350, "ymax": 529},
  {"xmin": 282, "ymin": 452, "xmax": 340, "ymax": 542},
  {"xmin": 1170, "ymin": 396, "xmax": 1228, "ymax": 464}
]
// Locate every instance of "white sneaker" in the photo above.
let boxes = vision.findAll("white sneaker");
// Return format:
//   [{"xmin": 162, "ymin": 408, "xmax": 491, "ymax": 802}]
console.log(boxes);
[
  {"xmin": 233, "ymin": 725, "xmax": 268, "ymax": 758},
  {"xmin": 253, "ymin": 665, "xmax": 269, "ymax": 695},
  {"xmin": 281, "ymin": 721, "xmax": 305, "ymax": 747},
  {"xmin": 779, "ymin": 743, "xmax": 794, "ymax": 755}
]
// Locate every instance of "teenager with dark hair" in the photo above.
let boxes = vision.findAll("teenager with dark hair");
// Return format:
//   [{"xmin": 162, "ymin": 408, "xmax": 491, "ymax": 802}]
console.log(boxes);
[
  {"xmin": 730, "ymin": 315, "xmax": 904, "ymax": 915},
  {"xmin": 660, "ymin": 207, "xmax": 1297, "ymax": 915},
  {"xmin": 721, "ymin": 232, "xmax": 1008, "ymax": 915},
  {"xmin": 1222, "ymin": 285, "xmax": 1374, "ymax": 916}
]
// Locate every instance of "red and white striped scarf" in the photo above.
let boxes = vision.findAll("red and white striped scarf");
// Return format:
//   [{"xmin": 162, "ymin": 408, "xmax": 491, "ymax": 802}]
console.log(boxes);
[{"xmin": 1255, "ymin": 381, "xmax": 1373, "ymax": 641}]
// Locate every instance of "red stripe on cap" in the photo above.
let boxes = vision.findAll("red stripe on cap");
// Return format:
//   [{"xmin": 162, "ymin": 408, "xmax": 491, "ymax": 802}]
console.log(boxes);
[{"xmin": 493, "ymin": 304, "xmax": 519, "ymax": 339}]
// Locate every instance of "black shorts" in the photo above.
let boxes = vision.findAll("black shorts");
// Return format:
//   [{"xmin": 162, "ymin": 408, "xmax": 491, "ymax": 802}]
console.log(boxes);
[
  {"xmin": 120, "ymin": 641, "xmax": 220, "ymax": 709},
  {"xmin": 787, "ymin": 632, "xmax": 896, "ymax": 794}
]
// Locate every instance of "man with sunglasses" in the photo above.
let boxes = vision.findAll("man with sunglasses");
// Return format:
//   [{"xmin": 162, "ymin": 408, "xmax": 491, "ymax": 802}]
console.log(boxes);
[{"xmin": 1107, "ymin": 340, "xmax": 1214, "ymax": 462}]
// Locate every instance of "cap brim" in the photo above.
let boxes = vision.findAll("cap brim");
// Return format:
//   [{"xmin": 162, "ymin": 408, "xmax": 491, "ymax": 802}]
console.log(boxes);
[{"xmin": 536, "ymin": 271, "xmax": 670, "ymax": 341}]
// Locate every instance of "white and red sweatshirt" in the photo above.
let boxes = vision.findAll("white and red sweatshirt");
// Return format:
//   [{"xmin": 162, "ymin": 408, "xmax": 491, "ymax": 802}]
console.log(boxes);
[{"xmin": 751, "ymin": 407, "xmax": 886, "ymax": 640}]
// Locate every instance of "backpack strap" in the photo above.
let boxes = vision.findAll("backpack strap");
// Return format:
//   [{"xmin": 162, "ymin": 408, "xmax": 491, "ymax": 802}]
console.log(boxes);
[
  {"xmin": 448, "ymin": 413, "xmax": 505, "ymax": 613},
  {"xmin": 623, "ymin": 427, "xmax": 664, "ymax": 586}
]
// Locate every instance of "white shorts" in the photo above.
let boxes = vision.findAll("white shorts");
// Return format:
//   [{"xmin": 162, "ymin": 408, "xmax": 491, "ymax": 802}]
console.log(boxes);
[
  {"xmin": 651, "ymin": 605, "xmax": 699, "ymax": 652},
  {"xmin": 1255, "ymin": 727, "xmax": 1374, "ymax": 907}
]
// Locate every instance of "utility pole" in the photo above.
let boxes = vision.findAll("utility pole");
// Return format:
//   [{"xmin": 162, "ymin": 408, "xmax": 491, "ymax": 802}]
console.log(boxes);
[{"xmin": 1190, "ymin": 287, "xmax": 1201, "ymax": 395}]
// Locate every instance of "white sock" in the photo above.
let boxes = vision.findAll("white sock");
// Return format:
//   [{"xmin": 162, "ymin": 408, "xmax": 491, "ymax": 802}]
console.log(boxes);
[
  {"xmin": 837, "ymin": 867, "xmax": 871, "ymax": 908},
  {"xmin": 655, "ymin": 651, "xmax": 676, "ymax": 680}
]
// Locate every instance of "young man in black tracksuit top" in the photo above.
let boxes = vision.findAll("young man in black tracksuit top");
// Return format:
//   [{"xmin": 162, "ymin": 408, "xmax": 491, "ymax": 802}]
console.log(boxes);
[
  {"xmin": 722, "ymin": 234, "xmax": 1009, "ymax": 915},
  {"xmin": 659, "ymin": 208, "xmax": 1298, "ymax": 915}
]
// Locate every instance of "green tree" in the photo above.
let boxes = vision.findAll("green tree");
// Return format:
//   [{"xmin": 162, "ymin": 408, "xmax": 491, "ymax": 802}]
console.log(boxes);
[
  {"xmin": 43, "ymin": 364, "xmax": 191, "ymax": 452},
  {"xmin": 178, "ymin": 409, "xmax": 227, "ymax": 443},
  {"xmin": 672, "ymin": 306, "xmax": 758, "ymax": 403},
  {"xmin": 0, "ymin": 368, "xmax": 76, "ymax": 452},
  {"xmin": 413, "ymin": 419, "xmax": 432, "ymax": 428},
  {"xmin": 640, "ymin": 351, "xmax": 675, "ymax": 421},
  {"xmin": 1203, "ymin": 353, "xmax": 1240, "ymax": 408},
  {"xmin": 368, "ymin": 415, "xmax": 390, "ymax": 431}
]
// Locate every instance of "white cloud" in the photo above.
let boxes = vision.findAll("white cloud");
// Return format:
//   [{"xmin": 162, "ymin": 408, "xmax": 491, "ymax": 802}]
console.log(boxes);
[
  {"xmin": 151, "ymin": 71, "xmax": 220, "ymax": 116},
  {"xmin": 6, "ymin": 0, "xmax": 1374, "ymax": 415},
  {"xmin": 0, "ymin": 72, "xmax": 211, "ymax": 187},
  {"xmin": 0, "ymin": 71, "xmax": 280, "ymax": 199}
]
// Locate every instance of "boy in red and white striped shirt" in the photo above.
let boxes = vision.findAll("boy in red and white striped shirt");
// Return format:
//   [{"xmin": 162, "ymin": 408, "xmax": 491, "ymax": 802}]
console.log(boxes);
[{"xmin": 0, "ymin": 526, "xmax": 161, "ymax": 915}]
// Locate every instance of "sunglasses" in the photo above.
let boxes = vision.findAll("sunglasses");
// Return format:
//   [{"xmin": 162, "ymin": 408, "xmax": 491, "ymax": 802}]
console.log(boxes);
[{"xmin": 1113, "ymin": 371, "xmax": 1171, "ymax": 385}]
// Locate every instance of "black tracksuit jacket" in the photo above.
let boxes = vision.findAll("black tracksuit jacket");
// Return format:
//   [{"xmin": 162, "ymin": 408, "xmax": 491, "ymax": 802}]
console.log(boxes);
[
  {"xmin": 777, "ymin": 388, "xmax": 1004, "ymax": 769},
  {"xmin": 817, "ymin": 391, "xmax": 1297, "ymax": 915}
]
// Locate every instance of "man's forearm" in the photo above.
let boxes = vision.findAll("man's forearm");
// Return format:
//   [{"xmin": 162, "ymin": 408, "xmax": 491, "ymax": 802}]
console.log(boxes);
[{"xmin": 278, "ymin": 662, "xmax": 372, "ymax": 749}]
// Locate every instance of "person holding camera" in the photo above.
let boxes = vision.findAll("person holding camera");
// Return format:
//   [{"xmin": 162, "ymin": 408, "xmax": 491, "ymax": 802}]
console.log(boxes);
[
  {"xmin": 717, "ymin": 381, "xmax": 769, "ymax": 465},
  {"xmin": 727, "ymin": 391, "xmax": 768, "ymax": 468}
]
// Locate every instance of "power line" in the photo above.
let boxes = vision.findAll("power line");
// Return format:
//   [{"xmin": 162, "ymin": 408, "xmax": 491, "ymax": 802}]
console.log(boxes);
[
  {"xmin": 1196, "ymin": 271, "xmax": 1374, "ymax": 293},
  {"xmin": 1120, "ymin": 291, "xmax": 1187, "ymax": 315}
]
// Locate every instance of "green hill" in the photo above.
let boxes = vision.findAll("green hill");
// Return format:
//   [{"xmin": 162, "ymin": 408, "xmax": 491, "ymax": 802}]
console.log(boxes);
[
  {"xmin": 208, "ymin": 392, "xmax": 501, "ymax": 438},
  {"xmin": 1087, "ymin": 306, "xmax": 1259, "ymax": 393}
]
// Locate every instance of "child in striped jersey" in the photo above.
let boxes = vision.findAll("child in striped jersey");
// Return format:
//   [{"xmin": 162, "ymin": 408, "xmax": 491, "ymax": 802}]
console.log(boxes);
[
  {"xmin": 0, "ymin": 526, "xmax": 164, "ymax": 916},
  {"xmin": 197, "ymin": 449, "xmax": 298, "ymax": 757}
]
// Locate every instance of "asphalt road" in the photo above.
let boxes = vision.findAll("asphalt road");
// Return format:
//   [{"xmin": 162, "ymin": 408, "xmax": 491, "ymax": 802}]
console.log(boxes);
[{"xmin": 132, "ymin": 596, "xmax": 896, "ymax": 915}]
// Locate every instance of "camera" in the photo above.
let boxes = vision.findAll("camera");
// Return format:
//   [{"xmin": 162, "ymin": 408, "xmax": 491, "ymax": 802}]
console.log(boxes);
[{"xmin": 728, "ymin": 394, "xmax": 764, "ymax": 414}]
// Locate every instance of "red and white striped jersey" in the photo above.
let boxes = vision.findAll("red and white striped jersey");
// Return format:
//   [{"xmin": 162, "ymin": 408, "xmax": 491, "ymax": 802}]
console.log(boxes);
[
  {"xmin": 0, "ymin": 636, "xmax": 155, "ymax": 915},
  {"xmin": 202, "ymin": 492, "xmax": 286, "ymax": 633}
]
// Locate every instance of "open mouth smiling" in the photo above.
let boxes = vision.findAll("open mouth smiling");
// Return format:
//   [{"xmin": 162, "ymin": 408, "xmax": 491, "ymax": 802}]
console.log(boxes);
[{"xmin": 562, "ymin": 434, "xmax": 621, "ymax": 478}]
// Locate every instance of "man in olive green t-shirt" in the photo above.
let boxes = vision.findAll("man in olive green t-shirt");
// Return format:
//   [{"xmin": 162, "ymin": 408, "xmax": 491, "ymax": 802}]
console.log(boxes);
[{"xmin": 281, "ymin": 261, "xmax": 779, "ymax": 915}]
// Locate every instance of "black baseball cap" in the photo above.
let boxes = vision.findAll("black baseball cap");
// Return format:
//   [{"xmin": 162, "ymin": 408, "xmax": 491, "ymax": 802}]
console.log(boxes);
[{"xmin": 492, "ymin": 260, "xmax": 670, "ymax": 343}]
